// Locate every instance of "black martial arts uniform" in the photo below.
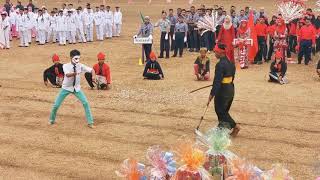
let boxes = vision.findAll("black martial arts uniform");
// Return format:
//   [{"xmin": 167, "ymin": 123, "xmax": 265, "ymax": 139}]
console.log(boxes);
[
  {"xmin": 210, "ymin": 56, "xmax": 236, "ymax": 129},
  {"xmin": 143, "ymin": 60, "xmax": 164, "ymax": 80},
  {"xmin": 43, "ymin": 63, "xmax": 64, "ymax": 86}
]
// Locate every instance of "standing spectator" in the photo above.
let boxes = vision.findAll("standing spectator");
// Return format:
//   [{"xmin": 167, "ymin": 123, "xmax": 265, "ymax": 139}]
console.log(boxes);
[
  {"xmin": 27, "ymin": 0, "xmax": 35, "ymax": 12},
  {"xmin": 154, "ymin": 11, "xmax": 170, "ymax": 59},
  {"xmin": 4, "ymin": 0, "xmax": 12, "ymax": 16},
  {"xmin": 238, "ymin": 10, "xmax": 248, "ymax": 22},
  {"xmin": 254, "ymin": 18, "xmax": 268, "ymax": 64},
  {"xmin": 297, "ymin": 18, "xmax": 316, "ymax": 65},
  {"xmin": 167, "ymin": 9, "xmax": 176, "ymax": 51},
  {"xmin": 16, "ymin": 1, "xmax": 24, "ymax": 11}
]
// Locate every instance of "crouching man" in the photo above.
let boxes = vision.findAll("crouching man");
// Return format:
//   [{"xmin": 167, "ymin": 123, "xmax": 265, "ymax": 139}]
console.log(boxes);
[{"xmin": 85, "ymin": 52, "xmax": 112, "ymax": 90}]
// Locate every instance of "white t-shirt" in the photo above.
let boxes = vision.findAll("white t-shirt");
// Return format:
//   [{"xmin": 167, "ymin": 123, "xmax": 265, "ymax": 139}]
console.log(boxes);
[{"xmin": 62, "ymin": 62, "xmax": 92, "ymax": 92}]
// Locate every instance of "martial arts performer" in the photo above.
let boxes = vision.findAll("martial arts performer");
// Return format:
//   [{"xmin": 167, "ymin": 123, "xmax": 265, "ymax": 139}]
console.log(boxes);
[
  {"xmin": 194, "ymin": 48, "xmax": 210, "ymax": 80},
  {"xmin": 143, "ymin": 51, "xmax": 164, "ymax": 80},
  {"xmin": 56, "ymin": 10, "xmax": 66, "ymax": 45},
  {"xmin": 49, "ymin": 49, "xmax": 96, "ymax": 128},
  {"xmin": 43, "ymin": 54, "xmax": 64, "ymax": 87},
  {"xmin": 1, "ymin": 12, "xmax": 10, "ymax": 49},
  {"xmin": 105, "ymin": 6, "xmax": 113, "ymax": 39},
  {"xmin": 113, "ymin": 6, "xmax": 122, "ymax": 37},
  {"xmin": 269, "ymin": 51, "xmax": 288, "ymax": 85},
  {"xmin": 207, "ymin": 44, "xmax": 240, "ymax": 137},
  {"xmin": 85, "ymin": 52, "xmax": 112, "ymax": 90},
  {"xmin": 17, "ymin": 8, "xmax": 29, "ymax": 47}
]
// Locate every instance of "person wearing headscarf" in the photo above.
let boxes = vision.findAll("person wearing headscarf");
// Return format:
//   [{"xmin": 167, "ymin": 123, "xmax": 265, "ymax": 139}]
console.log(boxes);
[
  {"xmin": 43, "ymin": 54, "xmax": 64, "ymax": 87},
  {"xmin": 273, "ymin": 18, "xmax": 289, "ymax": 61},
  {"xmin": 143, "ymin": 51, "xmax": 164, "ymax": 80},
  {"xmin": 269, "ymin": 51, "xmax": 288, "ymax": 85},
  {"xmin": 194, "ymin": 48, "xmax": 210, "ymax": 80},
  {"xmin": 85, "ymin": 52, "xmax": 112, "ymax": 90},
  {"xmin": 217, "ymin": 15, "xmax": 235, "ymax": 63},
  {"xmin": 234, "ymin": 20, "xmax": 252, "ymax": 69},
  {"xmin": 207, "ymin": 44, "xmax": 240, "ymax": 137}
]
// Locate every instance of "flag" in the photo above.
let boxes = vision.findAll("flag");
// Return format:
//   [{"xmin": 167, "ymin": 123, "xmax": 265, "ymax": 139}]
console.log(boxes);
[
  {"xmin": 248, "ymin": 10, "xmax": 258, "ymax": 62},
  {"xmin": 140, "ymin": 11, "xmax": 145, "ymax": 23}
]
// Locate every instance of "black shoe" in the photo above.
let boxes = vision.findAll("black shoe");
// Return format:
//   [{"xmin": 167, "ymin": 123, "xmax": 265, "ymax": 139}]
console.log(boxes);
[
  {"xmin": 179, "ymin": 55, "xmax": 182, "ymax": 57},
  {"xmin": 298, "ymin": 61, "xmax": 301, "ymax": 64},
  {"xmin": 257, "ymin": 61, "xmax": 263, "ymax": 65},
  {"xmin": 189, "ymin": 49, "xmax": 194, "ymax": 52},
  {"xmin": 172, "ymin": 54, "xmax": 177, "ymax": 57},
  {"xmin": 158, "ymin": 56, "xmax": 164, "ymax": 58},
  {"xmin": 165, "ymin": 56, "xmax": 169, "ymax": 59}
]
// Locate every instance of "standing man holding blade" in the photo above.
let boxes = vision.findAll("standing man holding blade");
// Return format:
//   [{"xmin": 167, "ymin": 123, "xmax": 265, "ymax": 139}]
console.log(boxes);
[{"xmin": 207, "ymin": 44, "xmax": 240, "ymax": 137}]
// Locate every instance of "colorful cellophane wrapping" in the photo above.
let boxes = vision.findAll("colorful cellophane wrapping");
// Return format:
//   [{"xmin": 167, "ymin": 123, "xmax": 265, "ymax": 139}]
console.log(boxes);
[
  {"xmin": 261, "ymin": 164, "xmax": 294, "ymax": 180},
  {"xmin": 277, "ymin": 0, "xmax": 306, "ymax": 23},
  {"xmin": 172, "ymin": 140, "xmax": 211, "ymax": 180},
  {"xmin": 146, "ymin": 145, "xmax": 176, "ymax": 180},
  {"xmin": 115, "ymin": 158, "xmax": 146, "ymax": 180},
  {"xmin": 203, "ymin": 154, "xmax": 226, "ymax": 179}
]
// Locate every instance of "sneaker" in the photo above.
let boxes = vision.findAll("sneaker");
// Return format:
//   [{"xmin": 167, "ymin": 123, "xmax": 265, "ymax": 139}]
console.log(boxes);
[
  {"xmin": 88, "ymin": 124, "xmax": 95, "ymax": 128},
  {"xmin": 48, "ymin": 121, "xmax": 55, "ymax": 125}
]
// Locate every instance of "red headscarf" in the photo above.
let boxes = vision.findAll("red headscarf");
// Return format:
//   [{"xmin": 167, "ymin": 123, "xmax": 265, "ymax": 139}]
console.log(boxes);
[
  {"xmin": 238, "ymin": 20, "xmax": 248, "ymax": 35},
  {"xmin": 275, "ymin": 18, "xmax": 286, "ymax": 34}
]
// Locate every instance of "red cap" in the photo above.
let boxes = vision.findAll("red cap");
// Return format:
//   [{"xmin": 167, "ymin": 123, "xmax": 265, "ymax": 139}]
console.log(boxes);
[
  {"xmin": 149, "ymin": 51, "xmax": 157, "ymax": 60},
  {"xmin": 52, "ymin": 54, "xmax": 60, "ymax": 62},
  {"xmin": 97, "ymin": 52, "xmax": 105, "ymax": 60}
]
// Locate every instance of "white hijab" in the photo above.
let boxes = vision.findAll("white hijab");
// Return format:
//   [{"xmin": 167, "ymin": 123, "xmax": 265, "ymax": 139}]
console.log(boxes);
[
  {"xmin": 223, "ymin": 15, "xmax": 232, "ymax": 30},
  {"xmin": 0, "ymin": 17, "xmax": 5, "ymax": 49}
]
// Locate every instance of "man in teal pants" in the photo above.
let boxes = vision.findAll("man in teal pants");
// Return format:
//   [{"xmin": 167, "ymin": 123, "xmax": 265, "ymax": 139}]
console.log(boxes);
[{"xmin": 49, "ymin": 49, "xmax": 96, "ymax": 128}]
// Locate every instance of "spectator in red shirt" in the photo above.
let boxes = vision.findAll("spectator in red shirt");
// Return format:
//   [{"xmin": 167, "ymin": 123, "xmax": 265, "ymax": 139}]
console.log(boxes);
[
  {"xmin": 297, "ymin": 18, "xmax": 316, "ymax": 65},
  {"xmin": 288, "ymin": 19, "xmax": 298, "ymax": 53},
  {"xmin": 267, "ymin": 16, "xmax": 278, "ymax": 60},
  {"xmin": 254, "ymin": 18, "xmax": 268, "ymax": 64}
]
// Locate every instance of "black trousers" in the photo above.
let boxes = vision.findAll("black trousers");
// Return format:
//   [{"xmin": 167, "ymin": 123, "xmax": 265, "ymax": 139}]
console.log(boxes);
[
  {"xmin": 189, "ymin": 29, "xmax": 200, "ymax": 51},
  {"xmin": 316, "ymin": 37, "xmax": 320, "ymax": 52},
  {"xmin": 214, "ymin": 84, "xmax": 236, "ymax": 129},
  {"xmin": 169, "ymin": 25, "xmax": 175, "ymax": 51},
  {"xmin": 255, "ymin": 36, "xmax": 266, "ymax": 63},
  {"xmin": 143, "ymin": 44, "xmax": 152, "ymax": 61},
  {"xmin": 267, "ymin": 38, "xmax": 274, "ymax": 60},
  {"xmin": 160, "ymin": 32, "xmax": 170, "ymax": 58},
  {"xmin": 44, "ymin": 73, "xmax": 57, "ymax": 85},
  {"xmin": 298, "ymin": 40, "xmax": 312, "ymax": 65},
  {"xmin": 174, "ymin": 32, "xmax": 184, "ymax": 56},
  {"xmin": 144, "ymin": 73, "xmax": 161, "ymax": 80},
  {"xmin": 289, "ymin": 35, "xmax": 297, "ymax": 53}
]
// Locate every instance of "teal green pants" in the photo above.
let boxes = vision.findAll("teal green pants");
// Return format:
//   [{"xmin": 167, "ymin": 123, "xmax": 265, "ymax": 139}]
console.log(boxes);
[{"xmin": 49, "ymin": 89, "xmax": 93, "ymax": 124}]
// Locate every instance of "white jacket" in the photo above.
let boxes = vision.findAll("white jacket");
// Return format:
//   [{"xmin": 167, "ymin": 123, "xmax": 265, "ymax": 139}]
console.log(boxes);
[
  {"xmin": 93, "ymin": 11, "xmax": 103, "ymax": 26},
  {"xmin": 113, "ymin": 11, "xmax": 122, "ymax": 25},
  {"xmin": 75, "ymin": 12, "xmax": 84, "ymax": 29},
  {"xmin": 105, "ymin": 11, "xmax": 113, "ymax": 24},
  {"xmin": 49, "ymin": 15, "xmax": 57, "ymax": 30},
  {"xmin": 66, "ymin": 15, "xmax": 76, "ymax": 31},
  {"xmin": 16, "ymin": 14, "xmax": 28, "ymax": 31},
  {"xmin": 56, "ymin": 15, "xmax": 66, "ymax": 31},
  {"xmin": 84, "ymin": 11, "xmax": 94, "ymax": 27},
  {"xmin": 37, "ymin": 15, "xmax": 47, "ymax": 30}
]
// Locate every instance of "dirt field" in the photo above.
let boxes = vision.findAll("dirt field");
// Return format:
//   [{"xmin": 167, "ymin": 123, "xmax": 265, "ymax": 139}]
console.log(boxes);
[{"xmin": 0, "ymin": 0, "xmax": 319, "ymax": 179}]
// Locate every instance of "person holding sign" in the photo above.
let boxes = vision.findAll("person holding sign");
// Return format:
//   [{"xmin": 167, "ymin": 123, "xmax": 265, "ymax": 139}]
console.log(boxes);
[{"xmin": 135, "ymin": 16, "xmax": 153, "ymax": 62}]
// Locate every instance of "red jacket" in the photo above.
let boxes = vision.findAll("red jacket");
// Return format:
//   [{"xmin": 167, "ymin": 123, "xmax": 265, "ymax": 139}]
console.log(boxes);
[
  {"xmin": 255, "ymin": 23, "xmax": 268, "ymax": 38},
  {"xmin": 298, "ymin": 24, "xmax": 316, "ymax": 44},
  {"xmin": 289, "ymin": 23, "xmax": 297, "ymax": 36},
  {"xmin": 93, "ymin": 63, "xmax": 112, "ymax": 84},
  {"xmin": 267, "ymin": 25, "xmax": 276, "ymax": 37}
]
